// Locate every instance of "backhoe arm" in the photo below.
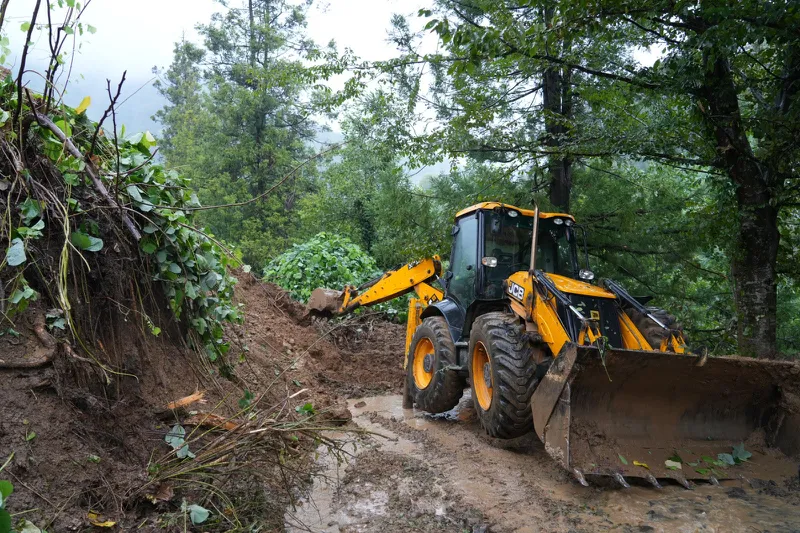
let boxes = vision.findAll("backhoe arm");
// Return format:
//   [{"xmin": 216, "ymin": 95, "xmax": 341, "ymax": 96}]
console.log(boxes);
[{"xmin": 308, "ymin": 256, "xmax": 444, "ymax": 315}]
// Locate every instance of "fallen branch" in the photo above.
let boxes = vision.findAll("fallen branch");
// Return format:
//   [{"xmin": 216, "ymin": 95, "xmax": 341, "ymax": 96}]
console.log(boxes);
[
  {"xmin": 184, "ymin": 413, "xmax": 240, "ymax": 431},
  {"xmin": 33, "ymin": 113, "xmax": 141, "ymax": 241},
  {"xmin": 166, "ymin": 390, "xmax": 206, "ymax": 411}
]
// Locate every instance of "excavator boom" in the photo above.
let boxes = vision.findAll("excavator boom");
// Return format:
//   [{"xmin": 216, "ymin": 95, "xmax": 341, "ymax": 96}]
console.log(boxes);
[{"xmin": 308, "ymin": 256, "xmax": 443, "ymax": 315}]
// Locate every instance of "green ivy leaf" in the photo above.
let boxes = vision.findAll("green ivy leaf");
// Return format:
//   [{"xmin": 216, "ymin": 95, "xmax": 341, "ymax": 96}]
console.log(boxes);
[
  {"xmin": 187, "ymin": 504, "xmax": 210, "ymax": 525},
  {"xmin": 717, "ymin": 453, "xmax": 735, "ymax": 466},
  {"xmin": 19, "ymin": 198, "xmax": 41, "ymax": 224},
  {"xmin": 126, "ymin": 184, "xmax": 143, "ymax": 202},
  {"xmin": 141, "ymin": 240, "xmax": 157, "ymax": 254},
  {"xmin": 732, "ymin": 442, "xmax": 752, "ymax": 463},
  {"xmin": 20, "ymin": 22, "xmax": 30, "ymax": 32},
  {"xmin": 0, "ymin": 480, "xmax": 13, "ymax": 508},
  {"xmin": 70, "ymin": 231, "xmax": 103, "ymax": 252},
  {"xmin": 5, "ymin": 238, "xmax": 25, "ymax": 266},
  {"xmin": 0, "ymin": 509, "xmax": 11, "ymax": 532},
  {"xmin": 295, "ymin": 402, "xmax": 315, "ymax": 416}
]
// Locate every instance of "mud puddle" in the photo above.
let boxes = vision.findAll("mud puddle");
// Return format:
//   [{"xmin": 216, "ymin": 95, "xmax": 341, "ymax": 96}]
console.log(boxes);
[{"xmin": 287, "ymin": 393, "xmax": 800, "ymax": 532}]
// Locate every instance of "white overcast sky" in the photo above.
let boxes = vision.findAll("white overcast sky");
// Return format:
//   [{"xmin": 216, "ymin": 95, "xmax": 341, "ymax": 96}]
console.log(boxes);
[
  {"xmin": 3, "ymin": 0, "xmax": 654, "ymax": 147},
  {"xmin": 3, "ymin": 0, "xmax": 426, "ymax": 134}
]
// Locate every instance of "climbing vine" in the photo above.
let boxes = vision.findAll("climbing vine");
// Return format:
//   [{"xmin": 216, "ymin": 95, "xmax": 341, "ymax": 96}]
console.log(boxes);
[{"xmin": 0, "ymin": 75, "xmax": 243, "ymax": 363}]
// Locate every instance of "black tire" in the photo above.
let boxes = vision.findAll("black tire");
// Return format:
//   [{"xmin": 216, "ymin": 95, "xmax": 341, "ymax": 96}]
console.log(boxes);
[
  {"xmin": 407, "ymin": 317, "xmax": 465, "ymax": 413},
  {"xmin": 468, "ymin": 312, "xmax": 539, "ymax": 439},
  {"xmin": 626, "ymin": 306, "xmax": 686, "ymax": 351}
]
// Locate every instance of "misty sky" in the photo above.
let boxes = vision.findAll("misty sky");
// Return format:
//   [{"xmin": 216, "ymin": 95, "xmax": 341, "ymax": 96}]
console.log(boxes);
[{"xmin": 4, "ymin": 0, "xmax": 424, "ymax": 134}]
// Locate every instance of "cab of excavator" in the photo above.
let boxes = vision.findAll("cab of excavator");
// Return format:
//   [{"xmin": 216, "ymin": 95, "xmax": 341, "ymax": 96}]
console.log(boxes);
[{"xmin": 445, "ymin": 203, "xmax": 582, "ymax": 310}]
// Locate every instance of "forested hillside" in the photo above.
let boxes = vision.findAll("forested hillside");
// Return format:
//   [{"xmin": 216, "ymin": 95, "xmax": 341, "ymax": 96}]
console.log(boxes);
[{"xmin": 155, "ymin": 0, "xmax": 800, "ymax": 359}]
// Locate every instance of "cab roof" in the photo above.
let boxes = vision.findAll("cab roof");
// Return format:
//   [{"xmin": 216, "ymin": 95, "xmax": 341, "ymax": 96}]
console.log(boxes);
[{"xmin": 455, "ymin": 202, "xmax": 575, "ymax": 221}]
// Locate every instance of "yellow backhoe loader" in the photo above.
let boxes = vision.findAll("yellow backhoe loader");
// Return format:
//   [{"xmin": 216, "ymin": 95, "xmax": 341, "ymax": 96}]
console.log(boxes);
[{"xmin": 309, "ymin": 202, "xmax": 800, "ymax": 487}]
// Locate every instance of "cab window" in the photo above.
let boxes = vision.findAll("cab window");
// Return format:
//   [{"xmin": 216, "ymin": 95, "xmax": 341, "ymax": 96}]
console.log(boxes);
[{"xmin": 448, "ymin": 215, "xmax": 479, "ymax": 308}]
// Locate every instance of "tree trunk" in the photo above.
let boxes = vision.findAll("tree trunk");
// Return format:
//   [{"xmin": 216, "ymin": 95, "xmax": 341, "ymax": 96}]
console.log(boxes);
[
  {"xmin": 701, "ymin": 53, "xmax": 779, "ymax": 359},
  {"xmin": 542, "ymin": 6, "xmax": 572, "ymax": 212}
]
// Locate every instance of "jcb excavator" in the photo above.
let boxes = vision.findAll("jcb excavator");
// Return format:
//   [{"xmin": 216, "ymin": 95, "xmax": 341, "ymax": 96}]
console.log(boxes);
[{"xmin": 309, "ymin": 202, "xmax": 800, "ymax": 487}]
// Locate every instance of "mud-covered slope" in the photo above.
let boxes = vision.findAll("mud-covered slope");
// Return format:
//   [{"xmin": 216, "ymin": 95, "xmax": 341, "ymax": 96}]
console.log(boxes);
[
  {"xmin": 232, "ymin": 275, "xmax": 406, "ymax": 402},
  {"xmin": 1, "ymin": 275, "xmax": 407, "ymax": 531}
]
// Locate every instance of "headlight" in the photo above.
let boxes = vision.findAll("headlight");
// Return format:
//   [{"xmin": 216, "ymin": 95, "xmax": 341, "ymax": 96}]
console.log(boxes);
[
  {"xmin": 579, "ymin": 269, "xmax": 595, "ymax": 281},
  {"xmin": 481, "ymin": 257, "xmax": 498, "ymax": 267},
  {"xmin": 507, "ymin": 210, "xmax": 518, "ymax": 218},
  {"xmin": 564, "ymin": 219, "xmax": 574, "ymax": 226},
  {"xmin": 553, "ymin": 218, "xmax": 564, "ymax": 225}
]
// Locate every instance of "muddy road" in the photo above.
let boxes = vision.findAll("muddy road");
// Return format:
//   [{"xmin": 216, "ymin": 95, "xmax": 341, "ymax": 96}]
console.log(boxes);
[{"xmin": 287, "ymin": 393, "xmax": 800, "ymax": 533}]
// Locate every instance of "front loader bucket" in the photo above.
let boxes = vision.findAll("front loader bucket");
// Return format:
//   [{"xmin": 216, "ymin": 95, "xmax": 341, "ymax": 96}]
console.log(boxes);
[
  {"xmin": 531, "ymin": 344, "xmax": 800, "ymax": 487},
  {"xmin": 307, "ymin": 288, "xmax": 345, "ymax": 314}
]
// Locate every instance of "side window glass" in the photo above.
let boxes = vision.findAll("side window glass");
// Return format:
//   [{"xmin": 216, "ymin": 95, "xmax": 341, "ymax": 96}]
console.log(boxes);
[{"xmin": 448, "ymin": 216, "xmax": 478, "ymax": 308}]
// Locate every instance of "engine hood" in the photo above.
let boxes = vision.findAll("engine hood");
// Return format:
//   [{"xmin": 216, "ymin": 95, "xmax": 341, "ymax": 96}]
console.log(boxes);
[{"xmin": 546, "ymin": 273, "xmax": 616, "ymax": 299}]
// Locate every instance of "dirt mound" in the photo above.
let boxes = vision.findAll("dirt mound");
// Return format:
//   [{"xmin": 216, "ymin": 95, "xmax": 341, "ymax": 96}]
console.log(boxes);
[{"xmin": 232, "ymin": 275, "xmax": 406, "ymax": 401}]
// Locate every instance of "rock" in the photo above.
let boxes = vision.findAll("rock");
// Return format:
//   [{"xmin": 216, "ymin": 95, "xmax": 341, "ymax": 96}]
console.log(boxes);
[{"xmin": 726, "ymin": 487, "xmax": 748, "ymax": 499}]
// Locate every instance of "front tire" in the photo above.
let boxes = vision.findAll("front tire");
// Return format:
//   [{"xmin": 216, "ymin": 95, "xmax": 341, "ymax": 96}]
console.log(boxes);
[
  {"xmin": 468, "ymin": 312, "xmax": 539, "ymax": 439},
  {"xmin": 407, "ymin": 317, "xmax": 464, "ymax": 413}
]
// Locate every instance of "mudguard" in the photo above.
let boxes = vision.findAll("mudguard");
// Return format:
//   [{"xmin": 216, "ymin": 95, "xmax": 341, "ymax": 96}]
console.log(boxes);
[{"xmin": 420, "ymin": 298, "xmax": 465, "ymax": 344}]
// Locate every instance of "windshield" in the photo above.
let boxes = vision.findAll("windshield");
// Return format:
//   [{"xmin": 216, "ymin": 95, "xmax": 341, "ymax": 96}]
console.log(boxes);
[{"xmin": 483, "ymin": 211, "xmax": 578, "ymax": 298}]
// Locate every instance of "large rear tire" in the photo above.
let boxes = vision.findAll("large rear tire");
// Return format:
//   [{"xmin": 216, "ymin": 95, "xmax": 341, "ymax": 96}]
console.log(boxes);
[
  {"xmin": 626, "ymin": 306, "xmax": 687, "ymax": 351},
  {"xmin": 406, "ymin": 317, "xmax": 465, "ymax": 413},
  {"xmin": 468, "ymin": 312, "xmax": 539, "ymax": 439}
]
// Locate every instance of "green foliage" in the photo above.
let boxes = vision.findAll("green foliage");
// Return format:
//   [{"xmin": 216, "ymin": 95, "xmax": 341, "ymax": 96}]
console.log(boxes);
[
  {"xmin": 264, "ymin": 232, "xmax": 409, "ymax": 319},
  {"xmin": 0, "ymin": 67, "xmax": 242, "ymax": 365},
  {"xmin": 154, "ymin": 0, "xmax": 339, "ymax": 269},
  {"xmin": 295, "ymin": 402, "xmax": 315, "ymax": 416},
  {"xmin": 165, "ymin": 424, "xmax": 195, "ymax": 460},
  {"xmin": 186, "ymin": 503, "xmax": 211, "ymax": 526},
  {"xmin": 264, "ymin": 233, "xmax": 379, "ymax": 303},
  {"xmin": 0, "ymin": 478, "xmax": 12, "ymax": 533},
  {"xmin": 238, "ymin": 389, "xmax": 254, "ymax": 410}
]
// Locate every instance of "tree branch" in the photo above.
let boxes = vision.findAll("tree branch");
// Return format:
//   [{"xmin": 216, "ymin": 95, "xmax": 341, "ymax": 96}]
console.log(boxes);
[
  {"xmin": 14, "ymin": 0, "xmax": 42, "ymax": 126},
  {"xmin": 33, "ymin": 112, "xmax": 142, "ymax": 241}
]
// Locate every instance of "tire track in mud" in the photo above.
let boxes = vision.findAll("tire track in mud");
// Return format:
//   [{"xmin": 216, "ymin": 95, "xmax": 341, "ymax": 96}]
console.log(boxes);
[{"xmin": 288, "ymin": 393, "xmax": 800, "ymax": 533}]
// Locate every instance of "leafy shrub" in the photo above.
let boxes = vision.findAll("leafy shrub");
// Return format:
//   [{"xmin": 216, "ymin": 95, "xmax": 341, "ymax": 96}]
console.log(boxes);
[
  {"xmin": 263, "ymin": 233, "xmax": 407, "ymax": 319},
  {"xmin": 2, "ymin": 77, "xmax": 242, "ymax": 364}
]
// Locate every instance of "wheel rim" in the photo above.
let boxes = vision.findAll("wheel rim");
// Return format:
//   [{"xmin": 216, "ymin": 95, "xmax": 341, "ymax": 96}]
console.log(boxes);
[
  {"xmin": 413, "ymin": 337, "xmax": 435, "ymax": 389},
  {"xmin": 472, "ymin": 341, "xmax": 493, "ymax": 410}
]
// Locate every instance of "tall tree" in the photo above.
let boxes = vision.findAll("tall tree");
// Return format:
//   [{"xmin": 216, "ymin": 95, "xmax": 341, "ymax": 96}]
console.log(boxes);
[
  {"xmin": 154, "ymin": 0, "xmax": 323, "ymax": 266},
  {"xmin": 415, "ymin": 0, "xmax": 800, "ymax": 358}
]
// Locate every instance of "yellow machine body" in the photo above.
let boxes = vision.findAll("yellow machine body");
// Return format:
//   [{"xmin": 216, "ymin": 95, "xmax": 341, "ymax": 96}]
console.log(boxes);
[{"xmin": 309, "ymin": 202, "xmax": 800, "ymax": 487}]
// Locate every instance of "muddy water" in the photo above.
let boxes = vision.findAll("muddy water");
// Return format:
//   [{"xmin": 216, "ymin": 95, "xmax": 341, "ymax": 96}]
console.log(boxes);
[{"xmin": 287, "ymin": 393, "xmax": 800, "ymax": 533}]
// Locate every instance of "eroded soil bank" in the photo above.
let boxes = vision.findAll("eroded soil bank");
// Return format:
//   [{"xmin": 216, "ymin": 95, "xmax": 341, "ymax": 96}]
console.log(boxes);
[{"xmin": 288, "ymin": 393, "xmax": 800, "ymax": 533}]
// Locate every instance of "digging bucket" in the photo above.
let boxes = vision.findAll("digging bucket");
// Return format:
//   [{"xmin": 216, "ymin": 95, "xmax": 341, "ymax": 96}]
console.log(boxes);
[
  {"xmin": 307, "ymin": 288, "xmax": 345, "ymax": 314},
  {"xmin": 531, "ymin": 343, "xmax": 800, "ymax": 487}
]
